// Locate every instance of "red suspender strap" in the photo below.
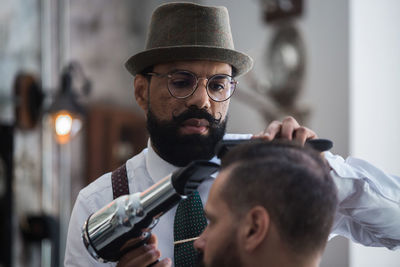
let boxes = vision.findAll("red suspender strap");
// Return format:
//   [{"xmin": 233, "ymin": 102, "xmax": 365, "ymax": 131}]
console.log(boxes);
[{"xmin": 111, "ymin": 164, "xmax": 130, "ymax": 199}]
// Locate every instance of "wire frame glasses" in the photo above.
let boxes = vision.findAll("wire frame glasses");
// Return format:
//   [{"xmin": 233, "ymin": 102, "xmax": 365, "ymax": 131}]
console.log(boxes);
[{"xmin": 146, "ymin": 70, "xmax": 237, "ymax": 102}]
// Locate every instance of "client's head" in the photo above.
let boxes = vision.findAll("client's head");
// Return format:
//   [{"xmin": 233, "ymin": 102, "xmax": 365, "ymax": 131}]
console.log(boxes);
[{"xmin": 195, "ymin": 140, "xmax": 338, "ymax": 267}]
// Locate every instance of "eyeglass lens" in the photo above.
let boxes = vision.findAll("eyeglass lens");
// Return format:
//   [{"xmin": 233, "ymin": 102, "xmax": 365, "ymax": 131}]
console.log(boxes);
[{"xmin": 167, "ymin": 71, "xmax": 235, "ymax": 101}]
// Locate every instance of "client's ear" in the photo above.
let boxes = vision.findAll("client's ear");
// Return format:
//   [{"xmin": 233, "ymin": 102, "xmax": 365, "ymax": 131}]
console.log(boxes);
[
  {"xmin": 240, "ymin": 206, "xmax": 270, "ymax": 252},
  {"xmin": 134, "ymin": 74, "xmax": 149, "ymax": 114}
]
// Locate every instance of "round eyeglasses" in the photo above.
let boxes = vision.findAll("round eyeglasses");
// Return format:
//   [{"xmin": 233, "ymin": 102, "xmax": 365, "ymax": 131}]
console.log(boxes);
[{"xmin": 146, "ymin": 70, "xmax": 238, "ymax": 102}]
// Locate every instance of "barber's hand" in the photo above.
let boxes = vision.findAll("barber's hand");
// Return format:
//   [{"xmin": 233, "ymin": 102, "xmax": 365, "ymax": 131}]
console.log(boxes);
[
  {"xmin": 117, "ymin": 234, "xmax": 172, "ymax": 267},
  {"xmin": 252, "ymin": 116, "xmax": 317, "ymax": 145}
]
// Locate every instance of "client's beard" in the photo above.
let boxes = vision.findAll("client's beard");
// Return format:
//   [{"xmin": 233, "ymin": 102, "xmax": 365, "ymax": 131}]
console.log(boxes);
[
  {"xmin": 195, "ymin": 236, "xmax": 242, "ymax": 267},
  {"xmin": 146, "ymin": 107, "xmax": 227, "ymax": 167}
]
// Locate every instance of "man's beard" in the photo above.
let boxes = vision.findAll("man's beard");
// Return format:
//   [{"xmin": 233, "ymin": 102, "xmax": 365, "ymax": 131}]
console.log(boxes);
[
  {"xmin": 195, "ymin": 233, "xmax": 243, "ymax": 267},
  {"xmin": 146, "ymin": 107, "xmax": 227, "ymax": 167}
]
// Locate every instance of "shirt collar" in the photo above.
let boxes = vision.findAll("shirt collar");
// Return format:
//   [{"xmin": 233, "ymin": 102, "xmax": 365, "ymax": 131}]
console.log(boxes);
[{"xmin": 145, "ymin": 139, "xmax": 178, "ymax": 183}]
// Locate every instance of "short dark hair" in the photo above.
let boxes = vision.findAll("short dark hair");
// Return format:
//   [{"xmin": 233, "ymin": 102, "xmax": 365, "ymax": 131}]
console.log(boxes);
[
  {"xmin": 231, "ymin": 67, "xmax": 237, "ymax": 78},
  {"xmin": 139, "ymin": 66, "xmax": 154, "ymax": 82},
  {"xmin": 220, "ymin": 140, "xmax": 337, "ymax": 254}
]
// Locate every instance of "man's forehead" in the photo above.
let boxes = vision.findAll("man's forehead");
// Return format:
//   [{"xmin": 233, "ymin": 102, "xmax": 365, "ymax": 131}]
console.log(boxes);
[
  {"xmin": 205, "ymin": 169, "xmax": 232, "ymax": 216},
  {"xmin": 153, "ymin": 60, "xmax": 232, "ymax": 73},
  {"xmin": 207, "ymin": 169, "xmax": 230, "ymax": 204}
]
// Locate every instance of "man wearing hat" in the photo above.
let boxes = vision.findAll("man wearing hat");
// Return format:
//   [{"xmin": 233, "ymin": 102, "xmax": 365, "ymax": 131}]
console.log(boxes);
[{"xmin": 65, "ymin": 2, "xmax": 400, "ymax": 267}]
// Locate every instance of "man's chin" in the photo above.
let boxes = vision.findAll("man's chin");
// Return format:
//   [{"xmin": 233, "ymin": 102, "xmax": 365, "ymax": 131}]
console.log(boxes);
[{"xmin": 146, "ymin": 108, "xmax": 227, "ymax": 166}]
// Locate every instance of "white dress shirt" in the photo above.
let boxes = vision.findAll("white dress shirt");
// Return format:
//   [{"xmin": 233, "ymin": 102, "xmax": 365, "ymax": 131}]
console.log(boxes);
[{"xmin": 64, "ymin": 134, "xmax": 400, "ymax": 266}]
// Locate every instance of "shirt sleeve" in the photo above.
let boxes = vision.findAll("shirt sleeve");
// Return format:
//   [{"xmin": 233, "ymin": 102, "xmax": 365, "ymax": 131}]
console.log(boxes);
[
  {"xmin": 325, "ymin": 152, "xmax": 400, "ymax": 250},
  {"xmin": 64, "ymin": 191, "xmax": 115, "ymax": 267}
]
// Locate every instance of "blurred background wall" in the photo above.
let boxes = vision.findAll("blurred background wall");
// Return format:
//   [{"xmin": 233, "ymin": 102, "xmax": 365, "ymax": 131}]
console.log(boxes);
[{"xmin": 0, "ymin": 0, "xmax": 399, "ymax": 266}]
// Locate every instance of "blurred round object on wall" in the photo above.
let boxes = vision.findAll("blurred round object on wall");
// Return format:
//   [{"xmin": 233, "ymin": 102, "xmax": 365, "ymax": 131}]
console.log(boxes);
[
  {"xmin": 267, "ymin": 23, "xmax": 305, "ymax": 106},
  {"xmin": 261, "ymin": 0, "xmax": 303, "ymax": 23}
]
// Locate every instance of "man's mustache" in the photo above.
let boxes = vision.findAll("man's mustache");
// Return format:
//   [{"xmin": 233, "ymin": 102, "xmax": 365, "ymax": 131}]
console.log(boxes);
[{"xmin": 173, "ymin": 108, "xmax": 222, "ymax": 126}]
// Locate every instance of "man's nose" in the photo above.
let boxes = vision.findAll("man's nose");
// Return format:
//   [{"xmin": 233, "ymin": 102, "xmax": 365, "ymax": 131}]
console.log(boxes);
[{"xmin": 185, "ymin": 80, "xmax": 211, "ymax": 110}]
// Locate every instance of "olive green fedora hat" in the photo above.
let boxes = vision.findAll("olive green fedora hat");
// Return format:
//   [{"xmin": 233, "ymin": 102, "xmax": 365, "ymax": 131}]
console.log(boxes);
[{"xmin": 125, "ymin": 2, "xmax": 253, "ymax": 77}]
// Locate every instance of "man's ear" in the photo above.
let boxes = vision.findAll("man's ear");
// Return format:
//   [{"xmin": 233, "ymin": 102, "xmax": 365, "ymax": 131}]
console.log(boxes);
[
  {"xmin": 134, "ymin": 74, "xmax": 149, "ymax": 114},
  {"xmin": 240, "ymin": 206, "xmax": 270, "ymax": 252}
]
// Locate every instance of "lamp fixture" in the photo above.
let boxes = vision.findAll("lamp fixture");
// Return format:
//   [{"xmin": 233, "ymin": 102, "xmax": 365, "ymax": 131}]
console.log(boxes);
[{"xmin": 48, "ymin": 62, "xmax": 90, "ymax": 144}]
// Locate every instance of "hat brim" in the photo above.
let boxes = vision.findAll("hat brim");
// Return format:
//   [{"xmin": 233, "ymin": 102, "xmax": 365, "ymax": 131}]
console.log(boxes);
[{"xmin": 125, "ymin": 46, "xmax": 253, "ymax": 77}]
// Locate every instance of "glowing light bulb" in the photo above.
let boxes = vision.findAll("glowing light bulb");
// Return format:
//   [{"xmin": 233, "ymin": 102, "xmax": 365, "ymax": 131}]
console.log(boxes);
[{"xmin": 55, "ymin": 113, "xmax": 73, "ymax": 136}]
